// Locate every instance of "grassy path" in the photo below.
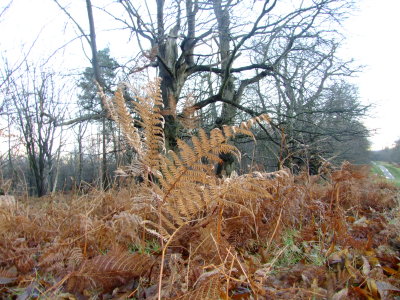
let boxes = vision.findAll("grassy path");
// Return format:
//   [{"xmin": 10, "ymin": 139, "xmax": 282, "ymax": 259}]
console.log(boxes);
[{"xmin": 371, "ymin": 161, "xmax": 400, "ymax": 186}]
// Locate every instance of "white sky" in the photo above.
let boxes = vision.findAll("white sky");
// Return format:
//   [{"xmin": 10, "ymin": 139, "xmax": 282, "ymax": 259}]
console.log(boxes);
[
  {"xmin": 1, "ymin": 0, "xmax": 399, "ymax": 151},
  {"xmin": 340, "ymin": 0, "xmax": 400, "ymax": 150}
]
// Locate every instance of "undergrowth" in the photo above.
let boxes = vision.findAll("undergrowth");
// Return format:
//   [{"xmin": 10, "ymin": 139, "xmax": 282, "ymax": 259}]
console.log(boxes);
[{"xmin": 0, "ymin": 80, "xmax": 399, "ymax": 299}]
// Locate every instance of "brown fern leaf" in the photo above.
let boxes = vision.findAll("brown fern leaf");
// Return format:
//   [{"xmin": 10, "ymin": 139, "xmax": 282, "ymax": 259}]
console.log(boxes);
[
  {"xmin": 173, "ymin": 274, "xmax": 223, "ymax": 300},
  {"xmin": 0, "ymin": 266, "xmax": 17, "ymax": 285},
  {"xmin": 99, "ymin": 79, "xmax": 165, "ymax": 179},
  {"xmin": 173, "ymin": 218, "xmax": 231, "ymax": 266},
  {"xmin": 161, "ymin": 94, "xmax": 177, "ymax": 117},
  {"xmin": 152, "ymin": 115, "xmax": 269, "ymax": 237},
  {"xmin": 112, "ymin": 88, "xmax": 143, "ymax": 154},
  {"xmin": 157, "ymin": 127, "xmax": 240, "ymax": 195},
  {"xmin": 66, "ymin": 252, "xmax": 155, "ymax": 294},
  {"xmin": 133, "ymin": 79, "xmax": 165, "ymax": 172},
  {"xmin": 161, "ymin": 184, "xmax": 215, "ymax": 228},
  {"xmin": 98, "ymin": 84, "xmax": 142, "ymax": 155},
  {"xmin": 97, "ymin": 83, "xmax": 116, "ymax": 119},
  {"xmin": 14, "ymin": 252, "xmax": 35, "ymax": 274},
  {"xmin": 222, "ymin": 174, "xmax": 275, "ymax": 207},
  {"xmin": 67, "ymin": 247, "xmax": 84, "ymax": 271},
  {"xmin": 179, "ymin": 94, "xmax": 200, "ymax": 130},
  {"xmin": 0, "ymin": 238, "xmax": 37, "ymax": 274},
  {"xmin": 222, "ymin": 113, "xmax": 270, "ymax": 140},
  {"xmin": 39, "ymin": 244, "xmax": 75, "ymax": 276},
  {"xmin": 111, "ymin": 211, "xmax": 143, "ymax": 245}
]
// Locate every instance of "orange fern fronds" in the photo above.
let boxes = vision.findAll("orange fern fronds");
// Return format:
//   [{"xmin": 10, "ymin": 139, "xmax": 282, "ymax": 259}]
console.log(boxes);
[
  {"xmin": 173, "ymin": 274, "xmax": 223, "ymax": 300},
  {"xmin": 99, "ymin": 79, "xmax": 165, "ymax": 180},
  {"xmin": 66, "ymin": 252, "xmax": 155, "ymax": 294}
]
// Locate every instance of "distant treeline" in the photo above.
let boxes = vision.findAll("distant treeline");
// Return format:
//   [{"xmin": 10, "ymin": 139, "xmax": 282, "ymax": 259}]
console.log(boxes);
[{"xmin": 370, "ymin": 140, "xmax": 400, "ymax": 163}]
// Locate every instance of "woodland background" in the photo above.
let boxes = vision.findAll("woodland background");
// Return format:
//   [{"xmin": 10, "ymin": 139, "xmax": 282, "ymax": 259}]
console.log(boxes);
[
  {"xmin": 0, "ymin": 0, "xmax": 399, "ymax": 197},
  {"xmin": 1, "ymin": 1, "xmax": 400, "ymax": 299}
]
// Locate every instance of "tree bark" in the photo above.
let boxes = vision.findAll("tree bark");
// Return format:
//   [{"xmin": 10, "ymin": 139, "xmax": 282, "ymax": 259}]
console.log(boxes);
[
  {"xmin": 85, "ymin": 0, "xmax": 109, "ymax": 189},
  {"xmin": 214, "ymin": 0, "xmax": 236, "ymax": 126},
  {"xmin": 213, "ymin": 0, "xmax": 236, "ymax": 176}
]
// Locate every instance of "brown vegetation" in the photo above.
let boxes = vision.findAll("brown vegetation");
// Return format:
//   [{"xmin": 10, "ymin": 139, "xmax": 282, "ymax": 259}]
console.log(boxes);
[{"xmin": 0, "ymin": 82, "xmax": 399, "ymax": 299}]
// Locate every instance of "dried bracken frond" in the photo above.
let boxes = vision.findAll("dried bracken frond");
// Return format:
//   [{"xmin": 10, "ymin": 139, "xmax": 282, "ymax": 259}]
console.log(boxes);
[
  {"xmin": 111, "ymin": 211, "xmax": 143, "ymax": 244},
  {"xmin": 133, "ymin": 79, "xmax": 165, "ymax": 171},
  {"xmin": 39, "ymin": 245, "xmax": 73, "ymax": 275},
  {"xmin": 99, "ymin": 79, "xmax": 165, "ymax": 181},
  {"xmin": 0, "ymin": 195, "xmax": 16, "ymax": 209},
  {"xmin": 174, "ymin": 274, "xmax": 223, "ymax": 300},
  {"xmin": 179, "ymin": 94, "xmax": 200, "ymax": 130},
  {"xmin": 66, "ymin": 252, "xmax": 155, "ymax": 294},
  {"xmin": 0, "ymin": 266, "xmax": 17, "ymax": 285},
  {"xmin": 112, "ymin": 88, "xmax": 143, "ymax": 154},
  {"xmin": 151, "ymin": 125, "xmax": 255, "ymax": 235}
]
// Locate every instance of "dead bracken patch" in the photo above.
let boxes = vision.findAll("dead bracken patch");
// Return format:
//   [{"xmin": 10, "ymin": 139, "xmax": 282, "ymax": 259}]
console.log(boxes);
[
  {"xmin": 1, "ymin": 81, "xmax": 399, "ymax": 299},
  {"xmin": 1, "ymin": 161, "xmax": 399, "ymax": 299}
]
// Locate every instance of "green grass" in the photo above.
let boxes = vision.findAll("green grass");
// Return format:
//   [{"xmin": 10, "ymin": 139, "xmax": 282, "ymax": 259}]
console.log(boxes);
[
  {"xmin": 371, "ymin": 161, "xmax": 400, "ymax": 186},
  {"xmin": 370, "ymin": 163, "xmax": 385, "ymax": 177},
  {"xmin": 273, "ymin": 230, "xmax": 325, "ymax": 268},
  {"xmin": 380, "ymin": 162, "xmax": 400, "ymax": 186},
  {"xmin": 128, "ymin": 239, "xmax": 161, "ymax": 254}
]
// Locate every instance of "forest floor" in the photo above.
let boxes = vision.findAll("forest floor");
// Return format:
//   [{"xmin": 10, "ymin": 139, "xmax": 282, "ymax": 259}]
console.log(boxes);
[{"xmin": 1, "ymin": 163, "xmax": 400, "ymax": 299}]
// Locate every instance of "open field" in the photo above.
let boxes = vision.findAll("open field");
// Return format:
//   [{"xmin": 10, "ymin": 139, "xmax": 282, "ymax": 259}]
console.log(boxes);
[
  {"xmin": 380, "ymin": 162, "xmax": 400, "ymax": 186},
  {"xmin": 370, "ymin": 162, "xmax": 385, "ymax": 177},
  {"xmin": 0, "ymin": 163, "xmax": 399, "ymax": 299},
  {"xmin": 372, "ymin": 161, "xmax": 400, "ymax": 186}
]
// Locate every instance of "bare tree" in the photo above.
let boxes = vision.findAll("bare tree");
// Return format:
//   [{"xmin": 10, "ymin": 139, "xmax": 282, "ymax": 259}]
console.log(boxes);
[
  {"xmin": 51, "ymin": 0, "xmax": 363, "ymax": 174},
  {"xmin": 71, "ymin": 110, "xmax": 88, "ymax": 190},
  {"xmin": 5, "ymin": 64, "xmax": 66, "ymax": 196},
  {"xmin": 0, "ymin": 1, "xmax": 12, "ymax": 19},
  {"xmin": 53, "ymin": 0, "xmax": 354, "ymax": 140},
  {"xmin": 51, "ymin": 0, "xmax": 112, "ymax": 189}
]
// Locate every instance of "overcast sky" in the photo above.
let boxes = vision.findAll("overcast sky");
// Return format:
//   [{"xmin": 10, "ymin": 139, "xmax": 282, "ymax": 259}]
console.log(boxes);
[
  {"xmin": 1, "ymin": 0, "xmax": 399, "ymax": 151},
  {"xmin": 340, "ymin": 0, "xmax": 400, "ymax": 150}
]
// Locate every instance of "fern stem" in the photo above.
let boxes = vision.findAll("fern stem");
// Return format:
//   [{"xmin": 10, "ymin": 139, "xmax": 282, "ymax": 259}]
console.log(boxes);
[{"xmin": 158, "ymin": 222, "xmax": 187, "ymax": 300}]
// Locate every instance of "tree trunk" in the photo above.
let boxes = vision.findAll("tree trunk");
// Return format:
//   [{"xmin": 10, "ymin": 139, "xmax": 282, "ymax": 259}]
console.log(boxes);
[
  {"xmin": 77, "ymin": 131, "xmax": 83, "ymax": 189},
  {"xmin": 86, "ymin": 0, "xmax": 108, "ymax": 189},
  {"xmin": 214, "ymin": 0, "xmax": 236, "ymax": 125},
  {"xmin": 214, "ymin": 0, "xmax": 236, "ymax": 176}
]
